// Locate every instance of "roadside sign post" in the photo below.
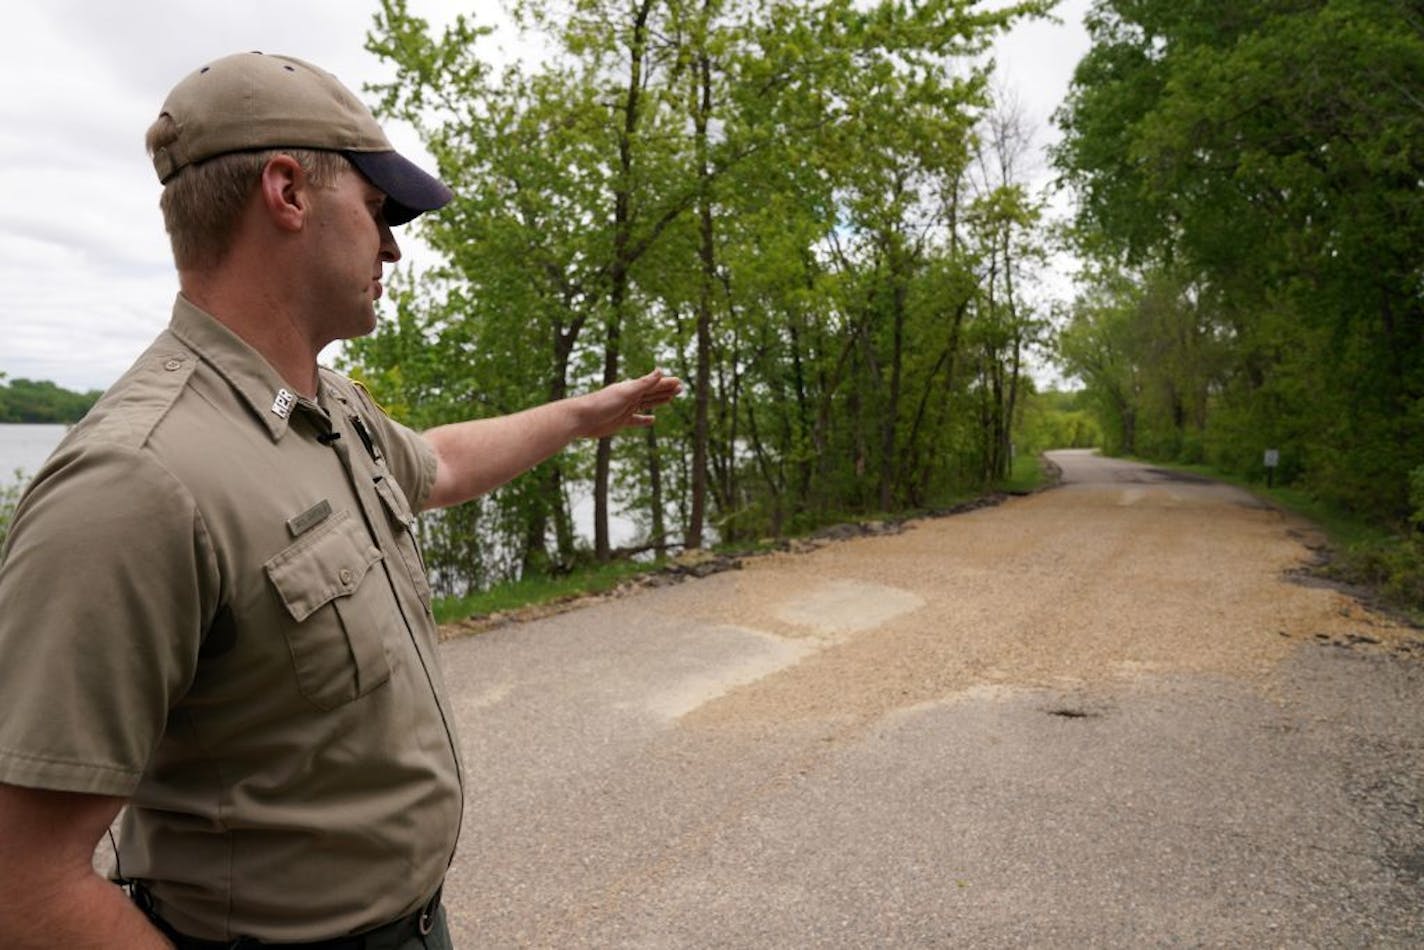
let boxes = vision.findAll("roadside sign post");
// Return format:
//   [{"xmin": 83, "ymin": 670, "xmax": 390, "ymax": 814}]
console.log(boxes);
[{"xmin": 1264, "ymin": 449, "xmax": 1280, "ymax": 488}]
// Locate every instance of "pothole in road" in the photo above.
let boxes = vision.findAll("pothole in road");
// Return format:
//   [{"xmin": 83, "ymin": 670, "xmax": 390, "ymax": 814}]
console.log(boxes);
[
  {"xmin": 1046, "ymin": 707, "xmax": 1100, "ymax": 719},
  {"xmin": 1042, "ymin": 697, "xmax": 1112, "ymax": 719}
]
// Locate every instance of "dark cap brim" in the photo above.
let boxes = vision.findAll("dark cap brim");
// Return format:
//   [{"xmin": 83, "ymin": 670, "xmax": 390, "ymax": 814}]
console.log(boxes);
[{"xmin": 344, "ymin": 150, "xmax": 453, "ymax": 226}]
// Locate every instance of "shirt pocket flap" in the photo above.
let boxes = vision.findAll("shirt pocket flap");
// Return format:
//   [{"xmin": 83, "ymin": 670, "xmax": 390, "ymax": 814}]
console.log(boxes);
[
  {"xmin": 372, "ymin": 475, "xmax": 415, "ymax": 528},
  {"xmin": 265, "ymin": 512, "xmax": 384, "ymax": 623}
]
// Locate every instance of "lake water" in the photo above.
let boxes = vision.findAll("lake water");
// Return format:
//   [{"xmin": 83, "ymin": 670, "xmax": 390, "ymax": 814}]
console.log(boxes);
[{"xmin": 0, "ymin": 424, "xmax": 68, "ymax": 484}]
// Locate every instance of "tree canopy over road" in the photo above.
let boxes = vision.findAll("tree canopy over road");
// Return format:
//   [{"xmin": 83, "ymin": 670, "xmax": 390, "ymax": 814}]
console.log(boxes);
[{"xmin": 1053, "ymin": 0, "xmax": 1423, "ymax": 528}]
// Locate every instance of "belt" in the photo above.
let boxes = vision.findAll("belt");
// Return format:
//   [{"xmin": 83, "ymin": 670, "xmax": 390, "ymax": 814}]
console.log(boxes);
[{"xmin": 132, "ymin": 883, "xmax": 443, "ymax": 950}]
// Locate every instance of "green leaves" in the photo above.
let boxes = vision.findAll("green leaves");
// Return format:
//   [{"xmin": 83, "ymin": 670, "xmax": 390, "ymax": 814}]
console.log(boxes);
[
  {"xmin": 354, "ymin": 0, "xmax": 1065, "ymax": 585},
  {"xmin": 1055, "ymin": 0, "xmax": 1424, "ymax": 524},
  {"xmin": 0, "ymin": 378, "xmax": 101, "ymax": 425}
]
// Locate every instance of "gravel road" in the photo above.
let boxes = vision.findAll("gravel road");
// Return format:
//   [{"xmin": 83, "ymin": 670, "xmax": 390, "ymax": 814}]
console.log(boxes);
[{"xmin": 433, "ymin": 450, "xmax": 1423, "ymax": 947}]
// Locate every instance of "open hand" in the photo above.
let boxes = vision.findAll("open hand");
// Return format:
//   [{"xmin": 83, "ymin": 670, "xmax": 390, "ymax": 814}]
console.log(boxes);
[{"xmin": 577, "ymin": 369, "xmax": 684, "ymax": 439}]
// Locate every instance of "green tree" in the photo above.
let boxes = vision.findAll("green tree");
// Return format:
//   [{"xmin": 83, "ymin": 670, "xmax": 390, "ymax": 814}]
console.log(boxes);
[
  {"xmin": 1055, "ymin": 0, "xmax": 1424, "ymax": 522},
  {"xmin": 0, "ymin": 378, "xmax": 102, "ymax": 424},
  {"xmin": 350, "ymin": 0, "xmax": 1059, "ymax": 591}
]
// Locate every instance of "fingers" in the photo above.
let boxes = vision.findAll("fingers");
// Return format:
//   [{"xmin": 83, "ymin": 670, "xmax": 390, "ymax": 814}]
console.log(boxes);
[
  {"xmin": 640, "ymin": 369, "xmax": 683, "ymax": 400},
  {"xmin": 628, "ymin": 369, "xmax": 683, "ymax": 415}
]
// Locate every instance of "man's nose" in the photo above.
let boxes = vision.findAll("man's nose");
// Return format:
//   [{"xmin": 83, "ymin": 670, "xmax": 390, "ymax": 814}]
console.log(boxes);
[{"xmin": 379, "ymin": 220, "xmax": 401, "ymax": 263}]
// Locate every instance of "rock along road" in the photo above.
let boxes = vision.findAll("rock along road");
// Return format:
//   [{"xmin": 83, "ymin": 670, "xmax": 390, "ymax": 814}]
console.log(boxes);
[{"xmin": 436, "ymin": 450, "xmax": 1423, "ymax": 948}]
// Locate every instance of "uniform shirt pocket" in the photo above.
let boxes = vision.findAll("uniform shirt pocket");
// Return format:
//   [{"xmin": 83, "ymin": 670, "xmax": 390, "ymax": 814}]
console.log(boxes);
[{"xmin": 264, "ymin": 510, "xmax": 393, "ymax": 710}]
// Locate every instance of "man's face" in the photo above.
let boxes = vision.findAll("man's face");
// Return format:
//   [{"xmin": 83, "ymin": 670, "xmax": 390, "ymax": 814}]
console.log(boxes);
[{"xmin": 304, "ymin": 164, "xmax": 401, "ymax": 344}]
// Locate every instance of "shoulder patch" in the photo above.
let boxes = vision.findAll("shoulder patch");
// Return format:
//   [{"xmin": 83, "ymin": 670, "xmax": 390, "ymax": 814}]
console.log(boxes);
[
  {"xmin": 350, "ymin": 379, "xmax": 387, "ymax": 415},
  {"xmin": 316, "ymin": 367, "xmax": 383, "ymax": 414}
]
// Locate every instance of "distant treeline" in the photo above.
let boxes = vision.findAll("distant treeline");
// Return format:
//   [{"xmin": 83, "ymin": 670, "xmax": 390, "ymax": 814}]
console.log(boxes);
[{"xmin": 0, "ymin": 378, "xmax": 103, "ymax": 424}]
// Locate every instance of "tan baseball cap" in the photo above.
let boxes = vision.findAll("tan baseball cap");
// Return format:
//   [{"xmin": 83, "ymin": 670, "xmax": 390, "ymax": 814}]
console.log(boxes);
[{"xmin": 151, "ymin": 51, "xmax": 452, "ymax": 225}]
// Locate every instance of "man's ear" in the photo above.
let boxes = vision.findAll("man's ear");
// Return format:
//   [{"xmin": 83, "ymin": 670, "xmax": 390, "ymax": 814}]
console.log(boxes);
[{"xmin": 257, "ymin": 154, "xmax": 310, "ymax": 233}]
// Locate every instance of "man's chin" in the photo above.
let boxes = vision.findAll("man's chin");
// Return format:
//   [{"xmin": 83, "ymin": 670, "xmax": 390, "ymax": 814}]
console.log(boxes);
[{"xmin": 333, "ymin": 310, "xmax": 380, "ymax": 343}]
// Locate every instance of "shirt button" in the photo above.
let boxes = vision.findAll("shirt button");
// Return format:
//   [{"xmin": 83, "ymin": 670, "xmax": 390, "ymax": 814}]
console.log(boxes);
[
  {"xmin": 164, "ymin": 359, "xmax": 183, "ymax": 371},
  {"xmin": 339, "ymin": 568, "xmax": 354, "ymax": 587}
]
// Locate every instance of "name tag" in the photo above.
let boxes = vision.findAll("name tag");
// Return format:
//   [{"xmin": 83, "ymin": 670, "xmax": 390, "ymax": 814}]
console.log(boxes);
[{"xmin": 286, "ymin": 499, "xmax": 332, "ymax": 538}]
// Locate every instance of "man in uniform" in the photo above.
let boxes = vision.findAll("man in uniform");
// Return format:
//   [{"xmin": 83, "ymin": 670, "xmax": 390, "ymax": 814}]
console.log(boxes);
[{"xmin": 0, "ymin": 51, "xmax": 680, "ymax": 948}]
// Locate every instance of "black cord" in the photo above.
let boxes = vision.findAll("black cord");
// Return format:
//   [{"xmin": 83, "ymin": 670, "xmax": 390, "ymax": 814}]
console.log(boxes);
[{"xmin": 107, "ymin": 826, "xmax": 129, "ymax": 888}]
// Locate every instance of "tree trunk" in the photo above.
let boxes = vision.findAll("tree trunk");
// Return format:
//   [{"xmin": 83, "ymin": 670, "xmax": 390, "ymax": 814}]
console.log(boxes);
[
  {"xmin": 645, "ymin": 424, "xmax": 666, "ymax": 556},
  {"xmin": 595, "ymin": 0, "xmax": 654, "ymax": 562},
  {"xmin": 879, "ymin": 266, "xmax": 906, "ymax": 511},
  {"xmin": 687, "ymin": 22, "xmax": 715, "ymax": 550},
  {"xmin": 788, "ymin": 315, "xmax": 813, "ymax": 509},
  {"xmin": 594, "ymin": 308, "xmax": 621, "ymax": 561},
  {"xmin": 998, "ymin": 228, "xmax": 1021, "ymax": 481}
]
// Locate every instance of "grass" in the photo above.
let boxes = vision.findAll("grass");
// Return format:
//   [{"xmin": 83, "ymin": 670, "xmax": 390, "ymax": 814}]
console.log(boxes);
[
  {"xmin": 432, "ymin": 557, "xmax": 665, "ymax": 625},
  {"xmin": 431, "ymin": 453, "xmax": 1057, "ymax": 627},
  {"xmin": 999, "ymin": 451, "xmax": 1053, "ymax": 495}
]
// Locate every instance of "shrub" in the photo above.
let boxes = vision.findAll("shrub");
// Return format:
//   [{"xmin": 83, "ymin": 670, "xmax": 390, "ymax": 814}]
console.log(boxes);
[{"xmin": 0, "ymin": 470, "xmax": 27, "ymax": 553}]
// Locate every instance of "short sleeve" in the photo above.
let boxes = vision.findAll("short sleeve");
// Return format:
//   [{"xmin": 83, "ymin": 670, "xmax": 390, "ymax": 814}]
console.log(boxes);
[{"xmin": 0, "ymin": 443, "xmax": 217, "ymax": 796}]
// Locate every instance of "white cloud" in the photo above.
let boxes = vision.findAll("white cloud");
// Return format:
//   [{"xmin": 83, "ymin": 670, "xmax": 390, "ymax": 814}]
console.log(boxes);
[
  {"xmin": 991, "ymin": 0, "xmax": 1092, "ymax": 147},
  {"xmin": 0, "ymin": 0, "xmax": 466, "ymax": 391},
  {"xmin": 981, "ymin": 0, "xmax": 1093, "ymax": 386}
]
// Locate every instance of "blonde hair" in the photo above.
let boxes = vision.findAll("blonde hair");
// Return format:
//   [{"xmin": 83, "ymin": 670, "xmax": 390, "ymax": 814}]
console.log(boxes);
[{"xmin": 145, "ymin": 113, "xmax": 349, "ymax": 271}]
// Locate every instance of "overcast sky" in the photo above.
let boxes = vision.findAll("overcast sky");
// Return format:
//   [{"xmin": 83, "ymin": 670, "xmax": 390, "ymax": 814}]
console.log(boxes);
[{"xmin": 0, "ymin": 0, "xmax": 1089, "ymax": 394}]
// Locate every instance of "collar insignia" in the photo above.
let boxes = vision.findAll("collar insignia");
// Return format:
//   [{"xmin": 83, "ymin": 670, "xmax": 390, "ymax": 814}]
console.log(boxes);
[{"xmin": 272, "ymin": 388, "xmax": 297, "ymax": 419}]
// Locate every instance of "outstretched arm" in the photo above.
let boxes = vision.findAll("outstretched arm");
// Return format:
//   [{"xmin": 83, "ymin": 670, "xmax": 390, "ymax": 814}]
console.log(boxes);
[{"xmin": 422, "ymin": 369, "xmax": 682, "ymax": 511}]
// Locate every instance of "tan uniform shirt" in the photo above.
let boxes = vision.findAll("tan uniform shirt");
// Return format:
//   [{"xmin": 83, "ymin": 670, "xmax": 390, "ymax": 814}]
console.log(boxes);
[{"xmin": 0, "ymin": 296, "xmax": 464, "ymax": 942}]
